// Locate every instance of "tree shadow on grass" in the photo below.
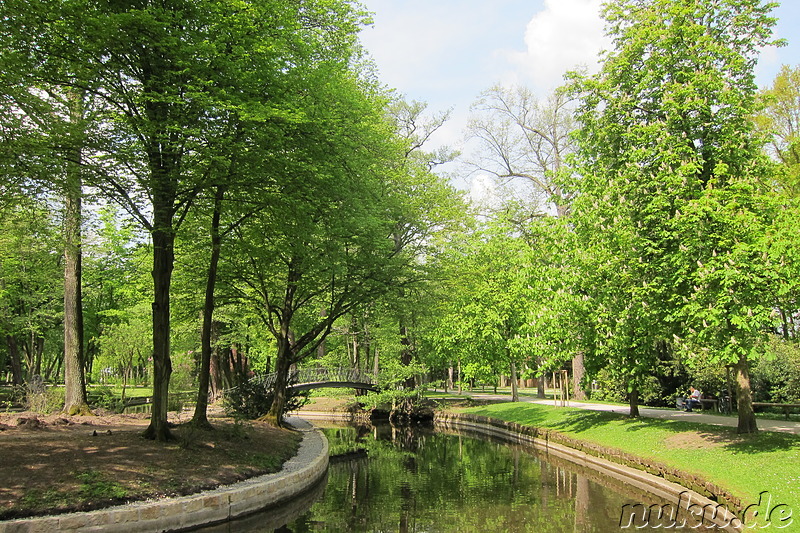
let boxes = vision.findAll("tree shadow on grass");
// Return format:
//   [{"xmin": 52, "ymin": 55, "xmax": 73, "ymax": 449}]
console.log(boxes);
[
  {"xmin": 546, "ymin": 408, "xmax": 627, "ymax": 433},
  {"xmin": 543, "ymin": 409, "xmax": 800, "ymax": 454},
  {"xmin": 465, "ymin": 403, "xmax": 800, "ymax": 454}
]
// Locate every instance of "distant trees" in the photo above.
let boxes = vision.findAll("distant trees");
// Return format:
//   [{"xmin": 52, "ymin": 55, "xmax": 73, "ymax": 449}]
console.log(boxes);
[{"xmin": 465, "ymin": 84, "xmax": 588, "ymax": 398}]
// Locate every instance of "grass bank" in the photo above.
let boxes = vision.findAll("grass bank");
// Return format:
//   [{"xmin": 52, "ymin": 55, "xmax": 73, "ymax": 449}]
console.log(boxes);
[{"xmin": 457, "ymin": 402, "xmax": 799, "ymax": 512}]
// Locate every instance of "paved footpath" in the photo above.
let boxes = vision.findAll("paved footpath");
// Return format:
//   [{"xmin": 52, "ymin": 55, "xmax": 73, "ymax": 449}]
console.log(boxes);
[{"xmin": 438, "ymin": 391, "xmax": 800, "ymax": 435}]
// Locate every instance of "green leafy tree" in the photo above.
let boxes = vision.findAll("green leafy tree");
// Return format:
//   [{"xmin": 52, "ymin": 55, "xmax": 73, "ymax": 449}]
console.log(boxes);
[
  {"xmin": 758, "ymin": 64, "xmax": 800, "ymax": 195},
  {"xmin": 0, "ymin": 199, "xmax": 63, "ymax": 386},
  {"xmin": 0, "ymin": 5, "xmax": 99, "ymax": 414},
  {"xmin": 465, "ymin": 85, "xmax": 587, "ymax": 398},
  {"xmin": 431, "ymin": 222, "xmax": 538, "ymax": 402},
  {"xmin": 567, "ymin": 0, "xmax": 782, "ymax": 431},
  {"xmin": 758, "ymin": 66, "xmax": 800, "ymax": 338},
  {"xmin": 2, "ymin": 0, "xmax": 376, "ymax": 440}
]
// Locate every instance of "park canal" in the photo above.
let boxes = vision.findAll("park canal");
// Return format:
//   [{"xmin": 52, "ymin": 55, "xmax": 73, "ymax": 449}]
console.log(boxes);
[{"xmin": 199, "ymin": 422, "xmax": 723, "ymax": 532}]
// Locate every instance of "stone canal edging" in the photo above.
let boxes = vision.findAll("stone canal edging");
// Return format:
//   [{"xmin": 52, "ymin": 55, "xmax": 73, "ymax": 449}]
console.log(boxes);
[
  {"xmin": 0, "ymin": 417, "xmax": 328, "ymax": 533},
  {"xmin": 435, "ymin": 412, "xmax": 743, "ymax": 532}
]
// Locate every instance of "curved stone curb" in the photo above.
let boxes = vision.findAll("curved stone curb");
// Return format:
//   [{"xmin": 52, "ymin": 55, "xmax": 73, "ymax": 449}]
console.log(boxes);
[
  {"xmin": 0, "ymin": 417, "xmax": 328, "ymax": 533},
  {"xmin": 435, "ymin": 412, "xmax": 743, "ymax": 532}
]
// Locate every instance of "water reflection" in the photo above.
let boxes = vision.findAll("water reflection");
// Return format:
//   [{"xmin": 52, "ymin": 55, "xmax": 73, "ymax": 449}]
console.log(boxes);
[{"xmin": 196, "ymin": 421, "xmax": 725, "ymax": 532}]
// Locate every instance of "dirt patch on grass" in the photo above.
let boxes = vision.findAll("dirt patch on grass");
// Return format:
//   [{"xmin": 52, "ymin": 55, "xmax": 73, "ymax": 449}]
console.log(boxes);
[
  {"xmin": 665, "ymin": 430, "xmax": 746, "ymax": 449},
  {"xmin": 0, "ymin": 408, "xmax": 301, "ymax": 520}
]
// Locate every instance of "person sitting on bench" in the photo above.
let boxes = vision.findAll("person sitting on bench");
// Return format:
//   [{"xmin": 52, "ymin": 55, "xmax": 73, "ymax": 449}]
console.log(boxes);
[{"xmin": 684, "ymin": 386, "xmax": 702, "ymax": 412}]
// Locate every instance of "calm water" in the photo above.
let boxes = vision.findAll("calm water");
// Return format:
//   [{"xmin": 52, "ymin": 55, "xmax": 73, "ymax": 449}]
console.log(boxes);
[{"xmin": 200, "ymin": 422, "xmax": 723, "ymax": 532}]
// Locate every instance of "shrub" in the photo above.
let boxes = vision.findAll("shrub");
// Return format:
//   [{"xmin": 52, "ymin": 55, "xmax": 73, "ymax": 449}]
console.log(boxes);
[
  {"xmin": 88, "ymin": 386, "xmax": 124, "ymax": 412},
  {"xmin": 223, "ymin": 376, "xmax": 308, "ymax": 420}
]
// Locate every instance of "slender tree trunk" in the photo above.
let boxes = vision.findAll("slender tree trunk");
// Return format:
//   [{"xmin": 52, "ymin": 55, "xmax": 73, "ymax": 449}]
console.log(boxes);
[
  {"xmin": 266, "ymin": 338, "xmax": 292, "ymax": 426},
  {"xmin": 447, "ymin": 364, "xmax": 453, "ymax": 392},
  {"xmin": 572, "ymin": 351, "xmax": 586, "ymax": 400},
  {"xmin": 231, "ymin": 344, "xmax": 248, "ymax": 383},
  {"xmin": 34, "ymin": 336, "xmax": 44, "ymax": 377},
  {"xmin": 629, "ymin": 382, "xmax": 640, "ymax": 418},
  {"xmin": 44, "ymin": 355, "xmax": 59, "ymax": 382},
  {"xmin": 144, "ymin": 217, "xmax": 175, "ymax": 441},
  {"xmin": 780, "ymin": 307, "xmax": 789, "ymax": 339},
  {"xmin": 536, "ymin": 356, "xmax": 546, "ymax": 398},
  {"xmin": 399, "ymin": 324, "xmax": 415, "ymax": 389},
  {"xmin": 63, "ymin": 96, "xmax": 88, "ymax": 414},
  {"xmin": 209, "ymin": 328, "xmax": 223, "ymax": 399},
  {"xmin": 510, "ymin": 358, "xmax": 519, "ymax": 402},
  {"xmin": 192, "ymin": 186, "xmax": 224, "ymax": 428},
  {"xmin": 6, "ymin": 336, "xmax": 23, "ymax": 386},
  {"xmin": 735, "ymin": 353, "xmax": 758, "ymax": 434},
  {"xmin": 351, "ymin": 318, "xmax": 360, "ymax": 369}
]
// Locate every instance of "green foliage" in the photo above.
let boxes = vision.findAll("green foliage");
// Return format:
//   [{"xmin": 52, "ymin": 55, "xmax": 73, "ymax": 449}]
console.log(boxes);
[
  {"xmin": 564, "ymin": 0, "xmax": 783, "ymax": 424},
  {"xmin": 87, "ymin": 386, "xmax": 125, "ymax": 413},
  {"xmin": 0, "ymin": 198, "xmax": 64, "ymax": 382},
  {"xmin": 25, "ymin": 386, "xmax": 64, "ymax": 414},
  {"xmin": 427, "ymin": 220, "xmax": 535, "ymax": 381},
  {"xmin": 757, "ymin": 64, "xmax": 800, "ymax": 195},
  {"xmin": 222, "ymin": 378, "xmax": 309, "ymax": 420},
  {"xmin": 587, "ymin": 369, "xmax": 627, "ymax": 403},
  {"xmin": 752, "ymin": 336, "xmax": 800, "ymax": 403},
  {"xmin": 359, "ymin": 388, "xmax": 418, "ymax": 411}
]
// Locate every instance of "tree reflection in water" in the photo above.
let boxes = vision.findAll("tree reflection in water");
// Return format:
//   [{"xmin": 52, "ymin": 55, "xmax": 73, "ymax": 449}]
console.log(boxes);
[{"xmin": 199, "ymin": 422, "xmax": 724, "ymax": 532}]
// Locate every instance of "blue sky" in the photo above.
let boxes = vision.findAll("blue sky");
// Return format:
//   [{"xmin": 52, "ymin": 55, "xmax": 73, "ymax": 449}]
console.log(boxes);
[{"xmin": 359, "ymin": 0, "xmax": 800, "ymax": 191}]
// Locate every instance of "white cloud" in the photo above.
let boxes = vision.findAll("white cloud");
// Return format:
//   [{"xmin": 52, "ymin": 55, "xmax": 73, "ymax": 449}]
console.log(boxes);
[{"xmin": 508, "ymin": 0, "xmax": 609, "ymax": 93}]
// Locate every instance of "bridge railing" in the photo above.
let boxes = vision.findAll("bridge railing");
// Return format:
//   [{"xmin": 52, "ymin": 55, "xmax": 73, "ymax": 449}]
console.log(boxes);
[{"xmin": 248, "ymin": 367, "xmax": 379, "ymax": 391}]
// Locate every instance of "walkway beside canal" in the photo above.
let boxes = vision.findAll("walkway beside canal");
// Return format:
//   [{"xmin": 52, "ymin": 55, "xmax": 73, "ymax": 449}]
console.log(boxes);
[{"xmin": 432, "ymin": 391, "xmax": 800, "ymax": 435}]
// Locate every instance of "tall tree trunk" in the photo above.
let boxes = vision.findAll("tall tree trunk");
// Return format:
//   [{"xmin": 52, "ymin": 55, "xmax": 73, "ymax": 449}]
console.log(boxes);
[
  {"xmin": 735, "ymin": 353, "xmax": 758, "ymax": 434},
  {"xmin": 34, "ymin": 336, "xmax": 44, "ymax": 377},
  {"xmin": 399, "ymin": 324, "xmax": 415, "ymax": 389},
  {"xmin": 510, "ymin": 358, "xmax": 519, "ymax": 402},
  {"xmin": 209, "ymin": 327, "xmax": 223, "ymax": 399},
  {"xmin": 572, "ymin": 351, "xmax": 586, "ymax": 400},
  {"xmin": 144, "ymin": 216, "xmax": 175, "ymax": 441},
  {"xmin": 63, "ymin": 93, "xmax": 88, "ymax": 414},
  {"xmin": 231, "ymin": 343, "xmax": 248, "ymax": 383},
  {"xmin": 628, "ymin": 382, "xmax": 640, "ymax": 418},
  {"xmin": 447, "ymin": 364, "xmax": 453, "ymax": 392},
  {"xmin": 536, "ymin": 356, "xmax": 546, "ymax": 398},
  {"xmin": 266, "ymin": 337, "xmax": 292, "ymax": 426},
  {"xmin": 6, "ymin": 336, "xmax": 23, "ymax": 386},
  {"xmin": 192, "ymin": 186, "xmax": 224, "ymax": 428}
]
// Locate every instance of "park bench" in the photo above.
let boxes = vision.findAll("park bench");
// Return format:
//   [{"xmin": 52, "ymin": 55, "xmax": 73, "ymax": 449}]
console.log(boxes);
[
  {"xmin": 676, "ymin": 396, "xmax": 717, "ymax": 411},
  {"xmin": 751, "ymin": 402, "xmax": 800, "ymax": 420},
  {"xmin": 698, "ymin": 398, "xmax": 718, "ymax": 411}
]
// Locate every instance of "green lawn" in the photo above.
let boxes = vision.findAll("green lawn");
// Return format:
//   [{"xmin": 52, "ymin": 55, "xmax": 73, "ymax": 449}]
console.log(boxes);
[{"xmin": 458, "ymin": 402, "xmax": 800, "ymax": 514}]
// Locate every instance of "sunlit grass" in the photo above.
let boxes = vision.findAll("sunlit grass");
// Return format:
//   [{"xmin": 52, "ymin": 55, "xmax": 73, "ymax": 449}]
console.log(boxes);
[{"xmin": 459, "ymin": 402, "xmax": 800, "ymax": 512}]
